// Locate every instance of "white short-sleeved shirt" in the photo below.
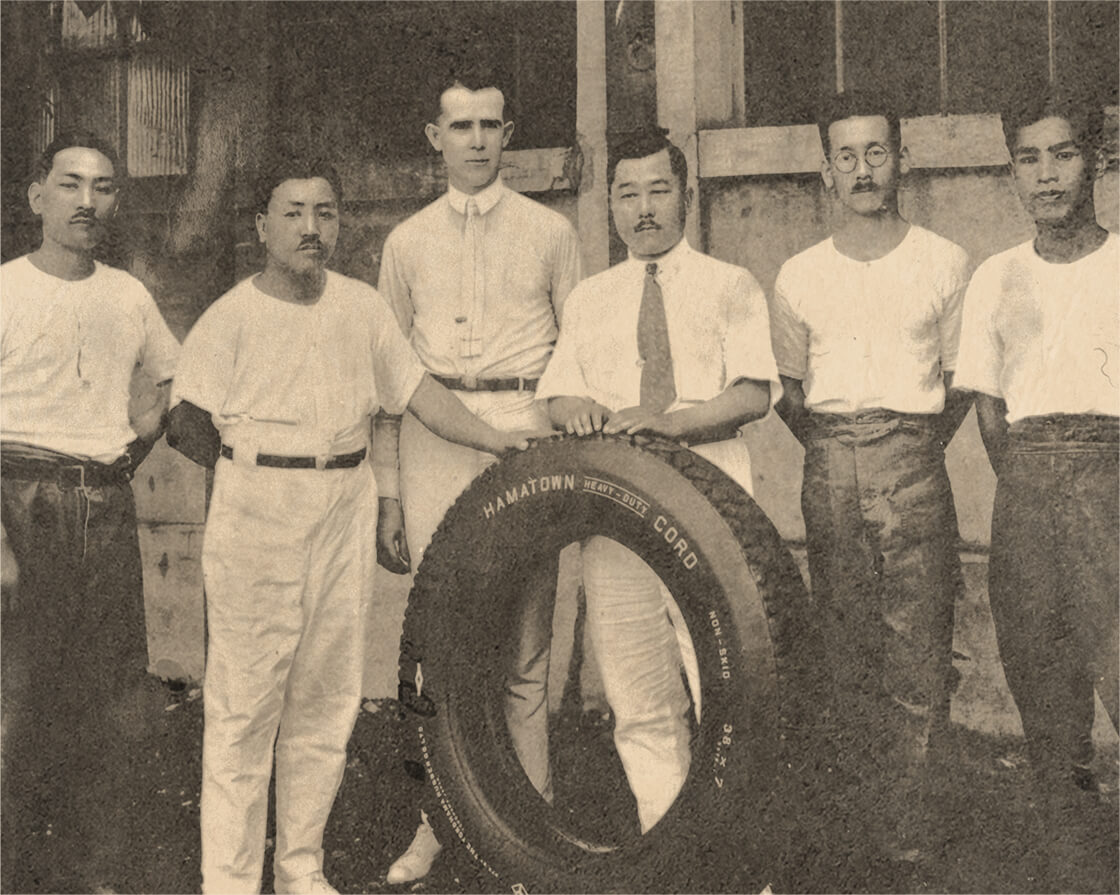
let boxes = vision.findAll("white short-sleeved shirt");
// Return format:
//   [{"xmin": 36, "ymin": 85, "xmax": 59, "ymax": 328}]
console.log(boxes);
[
  {"xmin": 537, "ymin": 239, "xmax": 780, "ymax": 493},
  {"xmin": 377, "ymin": 177, "xmax": 582, "ymax": 380},
  {"xmin": 954, "ymin": 233, "xmax": 1119, "ymax": 423},
  {"xmin": 771, "ymin": 225, "xmax": 970, "ymax": 414},
  {"xmin": 1, "ymin": 256, "xmax": 181, "ymax": 462},
  {"xmin": 172, "ymin": 272, "xmax": 426, "ymax": 458}
]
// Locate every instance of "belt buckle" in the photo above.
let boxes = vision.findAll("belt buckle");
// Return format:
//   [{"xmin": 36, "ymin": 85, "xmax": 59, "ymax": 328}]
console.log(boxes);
[
  {"xmin": 461, "ymin": 374, "xmax": 478, "ymax": 391},
  {"xmin": 58, "ymin": 465, "xmax": 86, "ymax": 490}
]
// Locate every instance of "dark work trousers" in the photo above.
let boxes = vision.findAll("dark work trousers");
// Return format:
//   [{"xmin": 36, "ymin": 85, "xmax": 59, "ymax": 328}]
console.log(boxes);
[
  {"xmin": 1, "ymin": 454, "xmax": 158, "ymax": 893},
  {"xmin": 802, "ymin": 411, "xmax": 962, "ymax": 856},
  {"xmin": 988, "ymin": 414, "xmax": 1119, "ymax": 784}
]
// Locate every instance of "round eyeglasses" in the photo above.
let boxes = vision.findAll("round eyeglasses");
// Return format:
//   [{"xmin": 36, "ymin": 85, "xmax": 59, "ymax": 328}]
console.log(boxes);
[{"xmin": 831, "ymin": 145, "xmax": 891, "ymax": 173}]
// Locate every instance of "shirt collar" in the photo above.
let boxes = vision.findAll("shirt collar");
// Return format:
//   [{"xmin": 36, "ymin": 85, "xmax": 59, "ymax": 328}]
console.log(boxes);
[
  {"xmin": 446, "ymin": 176, "xmax": 506, "ymax": 216},
  {"xmin": 625, "ymin": 237, "xmax": 692, "ymax": 281}
]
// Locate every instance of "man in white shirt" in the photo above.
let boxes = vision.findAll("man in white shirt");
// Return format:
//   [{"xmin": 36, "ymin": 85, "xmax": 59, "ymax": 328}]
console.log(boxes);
[
  {"xmin": 955, "ymin": 92, "xmax": 1118, "ymax": 805},
  {"xmin": 0, "ymin": 131, "xmax": 180, "ymax": 893},
  {"xmin": 770, "ymin": 91, "xmax": 972, "ymax": 866},
  {"xmin": 538, "ymin": 128, "xmax": 780, "ymax": 833},
  {"xmin": 168, "ymin": 155, "xmax": 535, "ymax": 895},
  {"xmin": 373, "ymin": 68, "xmax": 581, "ymax": 883}
]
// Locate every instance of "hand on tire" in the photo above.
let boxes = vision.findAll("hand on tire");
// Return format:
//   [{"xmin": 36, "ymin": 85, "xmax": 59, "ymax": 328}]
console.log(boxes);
[
  {"xmin": 602, "ymin": 405, "xmax": 672, "ymax": 437},
  {"xmin": 376, "ymin": 497, "xmax": 412, "ymax": 574},
  {"xmin": 557, "ymin": 398, "xmax": 612, "ymax": 436}
]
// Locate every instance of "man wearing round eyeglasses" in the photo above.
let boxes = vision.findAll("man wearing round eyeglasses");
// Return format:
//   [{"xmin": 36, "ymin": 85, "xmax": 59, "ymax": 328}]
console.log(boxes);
[{"xmin": 770, "ymin": 91, "xmax": 973, "ymax": 872}]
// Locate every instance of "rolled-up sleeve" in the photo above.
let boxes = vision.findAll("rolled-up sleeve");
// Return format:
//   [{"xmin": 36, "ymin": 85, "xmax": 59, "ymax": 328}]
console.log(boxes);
[
  {"xmin": 369, "ymin": 289, "xmax": 427, "ymax": 415},
  {"xmin": 938, "ymin": 247, "xmax": 971, "ymax": 373},
  {"xmin": 138, "ymin": 290, "xmax": 181, "ymax": 383},
  {"xmin": 953, "ymin": 264, "xmax": 1004, "ymax": 398},
  {"xmin": 723, "ymin": 270, "xmax": 782, "ymax": 407},
  {"xmin": 535, "ymin": 288, "xmax": 590, "ymax": 402},
  {"xmin": 376, "ymin": 230, "xmax": 414, "ymax": 337},
  {"xmin": 769, "ymin": 268, "xmax": 809, "ymax": 381},
  {"xmin": 170, "ymin": 303, "xmax": 235, "ymax": 415},
  {"xmin": 549, "ymin": 220, "xmax": 583, "ymax": 325}
]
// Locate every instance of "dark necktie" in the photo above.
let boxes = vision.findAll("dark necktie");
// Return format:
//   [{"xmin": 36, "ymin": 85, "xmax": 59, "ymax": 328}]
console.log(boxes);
[{"xmin": 638, "ymin": 262, "xmax": 676, "ymax": 412}]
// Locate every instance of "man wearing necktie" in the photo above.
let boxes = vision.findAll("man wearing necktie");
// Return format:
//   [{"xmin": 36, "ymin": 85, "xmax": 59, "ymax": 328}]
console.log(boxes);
[
  {"xmin": 537, "ymin": 129, "xmax": 781, "ymax": 832},
  {"xmin": 374, "ymin": 67, "xmax": 582, "ymax": 883}
]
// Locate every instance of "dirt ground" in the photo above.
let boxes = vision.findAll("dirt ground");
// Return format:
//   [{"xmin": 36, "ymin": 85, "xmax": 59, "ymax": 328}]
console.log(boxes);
[{"xmin": 15, "ymin": 681, "xmax": 1115, "ymax": 895}]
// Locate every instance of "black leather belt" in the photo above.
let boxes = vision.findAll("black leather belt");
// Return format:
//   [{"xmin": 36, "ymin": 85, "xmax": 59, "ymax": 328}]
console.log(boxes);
[
  {"xmin": 1, "ymin": 454, "xmax": 134, "ymax": 488},
  {"xmin": 219, "ymin": 445, "xmax": 367, "ymax": 469},
  {"xmin": 432, "ymin": 374, "xmax": 539, "ymax": 392}
]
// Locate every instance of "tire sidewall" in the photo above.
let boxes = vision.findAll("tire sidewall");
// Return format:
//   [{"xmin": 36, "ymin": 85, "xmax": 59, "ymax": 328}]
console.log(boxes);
[{"xmin": 404, "ymin": 436, "xmax": 796, "ymax": 892}]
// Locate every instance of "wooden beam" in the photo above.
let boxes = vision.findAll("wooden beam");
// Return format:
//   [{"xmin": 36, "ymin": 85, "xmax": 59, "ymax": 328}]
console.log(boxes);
[
  {"xmin": 698, "ymin": 114, "xmax": 1013, "ymax": 178},
  {"xmin": 700, "ymin": 124, "xmax": 821, "ymax": 177},
  {"xmin": 576, "ymin": 0, "xmax": 609, "ymax": 276},
  {"xmin": 903, "ymin": 114, "xmax": 1009, "ymax": 169}
]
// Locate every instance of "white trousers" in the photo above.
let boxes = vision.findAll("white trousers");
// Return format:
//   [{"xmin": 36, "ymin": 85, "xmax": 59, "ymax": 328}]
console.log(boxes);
[
  {"xmin": 200, "ymin": 459, "xmax": 377, "ymax": 893},
  {"xmin": 582, "ymin": 536, "xmax": 693, "ymax": 833},
  {"xmin": 400, "ymin": 391, "xmax": 554, "ymax": 800}
]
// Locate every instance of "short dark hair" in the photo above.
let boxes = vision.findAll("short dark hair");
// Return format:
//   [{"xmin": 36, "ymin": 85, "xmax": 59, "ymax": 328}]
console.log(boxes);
[
  {"xmin": 255, "ymin": 151, "xmax": 343, "ymax": 213},
  {"xmin": 816, "ymin": 90, "xmax": 902, "ymax": 157},
  {"xmin": 1000, "ymin": 85, "xmax": 1105, "ymax": 157},
  {"xmin": 35, "ymin": 131, "xmax": 121, "ymax": 183},
  {"xmin": 429, "ymin": 61, "xmax": 515, "ymax": 123},
  {"xmin": 607, "ymin": 128, "xmax": 688, "ymax": 192}
]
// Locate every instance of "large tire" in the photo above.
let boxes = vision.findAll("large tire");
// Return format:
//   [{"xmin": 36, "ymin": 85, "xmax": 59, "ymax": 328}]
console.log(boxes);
[{"xmin": 398, "ymin": 433, "xmax": 824, "ymax": 893}]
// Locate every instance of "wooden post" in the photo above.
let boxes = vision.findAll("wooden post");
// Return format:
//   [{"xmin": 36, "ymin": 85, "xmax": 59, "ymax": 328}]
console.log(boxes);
[
  {"xmin": 654, "ymin": 0, "xmax": 745, "ymax": 249},
  {"xmin": 654, "ymin": 0, "xmax": 701, "ymax": 247},
  {"xmin": 577, "ymin": 0, "xmax": 610, "ymax": 276}
]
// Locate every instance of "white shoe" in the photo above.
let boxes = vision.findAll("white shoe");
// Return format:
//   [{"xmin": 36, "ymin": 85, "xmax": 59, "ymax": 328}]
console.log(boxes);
[
  {"xmin": 386, "ymin": 819, "xmax": 442, "ymax": 884},
  {"xmin": 275, "ymin": 870, "xmax": 339, "ymax": 894}
]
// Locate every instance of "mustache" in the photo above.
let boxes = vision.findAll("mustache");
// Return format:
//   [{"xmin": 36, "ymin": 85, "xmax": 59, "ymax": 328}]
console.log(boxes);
[
  {"xmin": 850, "ymin": 182, "xmax": 876, "ymax": 193},
  {"xmin": 70, "ymin": 212, "xmax": 98, "ymax": 223},
  {"xmin": 298, "ymin": 238, "xmax": 323, "ymax": 250}
]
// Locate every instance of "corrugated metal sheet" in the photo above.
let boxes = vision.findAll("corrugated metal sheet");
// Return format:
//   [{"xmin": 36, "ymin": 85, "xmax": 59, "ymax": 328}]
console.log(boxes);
[
  {"xmin": 37, "ymin": 83, "xmax": 59, "ymax": 156},
  {"xmin": 60, "ymin": 57, "xmax": 123, "ymax": 156},
  {"xmin": 60, "ymin": 0, "xmax": 118, "ymax": 49},
  {"xmin": 58, "ymin": 0, "xmax": 150, "ymax": 48},
  {"xmin": 127, "ymin": 54, "xmax": 189, "ymax": 176}
]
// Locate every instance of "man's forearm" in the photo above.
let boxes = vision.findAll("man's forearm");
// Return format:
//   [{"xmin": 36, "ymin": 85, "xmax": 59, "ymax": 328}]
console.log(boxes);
[
  {"xmin": 974, "ymin": 393, "xmax": 1009, "ymax": 474},
  {"xmin": 774, "ymin": 375, "xmax": 811, "ymax": 445},
  {"xmin": 407, "ymin": 374, "xmax": 511, "ymax": 455},
  {"xmin": 936, "ymin": 373, "xmax": 973, "ymax": 448},
  {"xmin": 936, "ymin": 385, "xmax": 972, "ymax": 448},
  {"xmin": 371, "ymin": 411, "xmax": 403, "ymax": 499},
  {"xmin": 166, "ymin": 399, "xmax": 221, "ymax": 468},
  {"xmin": 662, "ymin": 379, "xmax": 770, "ymax": 441}
]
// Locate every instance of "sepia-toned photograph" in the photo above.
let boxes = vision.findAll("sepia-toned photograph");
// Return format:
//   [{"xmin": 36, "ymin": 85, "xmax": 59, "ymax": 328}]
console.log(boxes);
[{"xmin": 1, "ymin": 1, "xmax": 1117, "ymax": 893}]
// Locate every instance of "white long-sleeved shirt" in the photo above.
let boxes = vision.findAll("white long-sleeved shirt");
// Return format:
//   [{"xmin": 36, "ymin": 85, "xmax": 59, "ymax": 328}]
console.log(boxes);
[{"xmin": 377, "ymin": 177, "xmax": 582, "ymax": 380}]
